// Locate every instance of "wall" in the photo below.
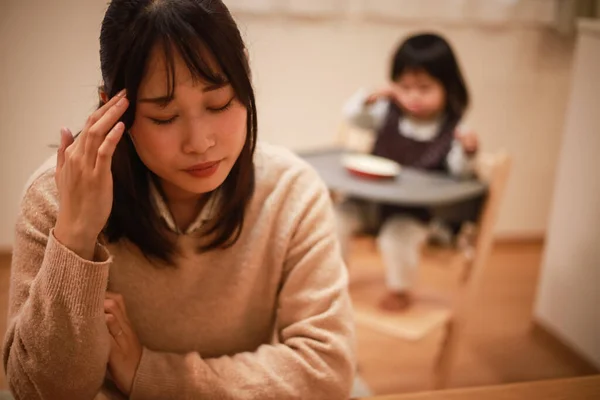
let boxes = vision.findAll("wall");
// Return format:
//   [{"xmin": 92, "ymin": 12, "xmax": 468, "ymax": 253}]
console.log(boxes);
[
  {"xmin": 534, "ymin": 20, "xmax": 600, "ymax": 369},
  {"xmin": 227, "ymin": 0, "xmax": 557, "ymax": 24},
  {"xmin": 0, "ymin": 0, "xmax": 575, "ymax": 247},
  {"xmin": 238, "ymin": 15, "xmax": 574, "ymax": 237},
  {"xmin": 0, "ymin": 0, "xmax": 108, "ymax": 249}
]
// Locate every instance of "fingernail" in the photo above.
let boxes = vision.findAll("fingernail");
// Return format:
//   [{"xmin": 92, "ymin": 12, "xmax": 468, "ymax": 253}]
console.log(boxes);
[
  {"xmin": 118, "ymin": 89, "xmax": 127, "ymax": 98},
  {"xmin": 117, "ymin": 97, "xmax": 127, "ymax": 107}
]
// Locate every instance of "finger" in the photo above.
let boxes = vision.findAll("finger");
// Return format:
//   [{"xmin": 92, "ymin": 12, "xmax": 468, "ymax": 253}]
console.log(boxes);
[
  {"xmin": 95, "ymin": 122, "xmax": 125, "ymax": 173},
  {"xmin": 85, "ymin": 96, "xmax": 129, "ymax": 168},
  {"xmin": 105, "ymin": 292, "xmax": 130, "ymax": 323},
  {"xmin": 77, "ymin": 89, "xmax": 126, "ymax": 155},
  {"xmin": 104, "ymin": 298, "xmax": 128, "ymax": 329},
  {"xmin": 108, "ymin": 334, "xmax": 120, "ymax": 363},
  {"xmin": 105, "ymin": 312, "xmax": 128, "ymax": 350},
  {"xmin": 56, "ymin": 127, "xmax": 74, "ymax": 174},
  {"xmin": 104, "ymin": 296, "xmax": 135, "ymax": 338},
  {"xmin": 84, "ymin": 89, "xmax": 126, "ymax": 132}
]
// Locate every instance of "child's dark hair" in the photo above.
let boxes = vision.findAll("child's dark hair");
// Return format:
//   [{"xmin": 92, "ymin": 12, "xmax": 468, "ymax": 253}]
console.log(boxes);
[{"xmin": 391, "ymin": 33, "xmax": 469, "ymax": 120}]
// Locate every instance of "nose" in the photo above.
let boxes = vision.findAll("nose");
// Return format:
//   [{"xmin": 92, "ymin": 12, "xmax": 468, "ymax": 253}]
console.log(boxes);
[
  {"xmin": 182, "ymin": 118, "xmax": 216, "ymax": 155},
  {"xmin": 407, "ymin": 89, "xmax": 420, "ymax": 103}
]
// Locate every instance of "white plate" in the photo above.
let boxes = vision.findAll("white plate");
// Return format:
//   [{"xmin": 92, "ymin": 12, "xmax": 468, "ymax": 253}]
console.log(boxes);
[{"xmin": 341, "ymin": 154, "xmax": 401, "ymax": 179}]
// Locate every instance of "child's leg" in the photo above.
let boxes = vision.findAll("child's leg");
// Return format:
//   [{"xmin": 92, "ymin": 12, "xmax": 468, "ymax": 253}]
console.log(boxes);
[
  {"xmin": 334, "ymin": 200, "xmax": 367, "ymax": 264},
  {"xmin": 377, "ymin": 215, "xmax": 429, "ymax": 310}
]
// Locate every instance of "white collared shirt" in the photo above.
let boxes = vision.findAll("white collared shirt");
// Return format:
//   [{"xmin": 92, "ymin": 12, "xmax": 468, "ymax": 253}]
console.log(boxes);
[{"xmin": 148, "ymin": 178, "xmax": 221, "ymax": 234}]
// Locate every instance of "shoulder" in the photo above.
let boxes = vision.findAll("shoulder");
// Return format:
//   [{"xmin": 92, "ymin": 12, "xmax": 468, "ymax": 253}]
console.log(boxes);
[
  {"xmin": 254, "ymin": 141, "xmax": 310, "ymax": 172},
  {"xmin": 254, "ymin": 141, "xmax": 324, "ymax": 190},
  {"xmin": 16, "ymin": 155, "xmax": 59, "ymax": 232},
  {"xmin": 252, "ymin": 141, "xmax": 330, "ymax": 213},
  {"xmin": 22, "ymin": 155, "xmax": 58, "ymax": 201}
]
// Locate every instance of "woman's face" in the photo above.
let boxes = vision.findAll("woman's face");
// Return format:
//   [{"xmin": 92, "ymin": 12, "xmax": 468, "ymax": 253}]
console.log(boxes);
[
  {"xmin": 129, "ymin": 46, "xmax": 247, "ymax": 202},
  {"xmin": 394, "ymin": 69, "xmax": 446, "ymax": 120}
]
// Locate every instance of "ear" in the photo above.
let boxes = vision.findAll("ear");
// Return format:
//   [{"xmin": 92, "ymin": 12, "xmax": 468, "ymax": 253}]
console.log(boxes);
[{"xmin": 98, "ymin": 86, "xmax": 109, "ymax": 104}]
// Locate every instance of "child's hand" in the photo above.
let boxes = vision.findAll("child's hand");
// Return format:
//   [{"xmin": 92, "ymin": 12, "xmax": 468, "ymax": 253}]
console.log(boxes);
[
  {"xmin": 365, "ymin": 85, "xmax": 398, "ymax": 105},
  {"xmin": 455, "ymin": 129, "xmax": 479, "ymax": 155}
]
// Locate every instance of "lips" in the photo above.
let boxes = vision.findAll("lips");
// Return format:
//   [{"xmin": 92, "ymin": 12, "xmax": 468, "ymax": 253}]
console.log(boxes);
[
  {"xmin": 184, "ymin": 161, "xmax": 220, "ymax": 172},
  {"xmin": 182, "ymin": 160, "xmax": 221, "ymax": 178},
  {"xmin": 405, "ymin": 104, "xmax": 422, "ymax": 112}
]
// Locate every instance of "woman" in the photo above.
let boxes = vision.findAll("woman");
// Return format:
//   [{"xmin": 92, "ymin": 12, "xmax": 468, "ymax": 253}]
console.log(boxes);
[{"xmin": 2, "ymin": 1, "xmax": 355, "ymax": 399}]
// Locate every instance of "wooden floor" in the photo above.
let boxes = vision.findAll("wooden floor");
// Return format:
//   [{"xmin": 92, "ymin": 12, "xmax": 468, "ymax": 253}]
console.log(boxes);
[
  {"xmin": 348, "ymin": 237, "xmax": 597, "ymax": 395},
  {"xmin": 0, "ymin": 240, "xmax": 596, "ymax": 395}
]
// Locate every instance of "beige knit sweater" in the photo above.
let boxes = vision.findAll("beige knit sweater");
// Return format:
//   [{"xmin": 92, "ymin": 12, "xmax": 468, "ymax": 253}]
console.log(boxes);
[{"xmin": 2, "ymin": 142, "xmax": 355, "ymax": 400}]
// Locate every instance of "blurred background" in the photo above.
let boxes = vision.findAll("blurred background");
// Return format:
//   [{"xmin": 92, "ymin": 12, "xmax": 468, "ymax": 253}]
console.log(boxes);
[{"xmin": 0, "ymin": 0, "xmax": 599, "ymax": 397}]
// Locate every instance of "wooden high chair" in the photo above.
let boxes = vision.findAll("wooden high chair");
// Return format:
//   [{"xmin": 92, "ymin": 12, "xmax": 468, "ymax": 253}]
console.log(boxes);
[{"xmin": 350, "ymin": 148, "xmax": 512, "ymax": 389}]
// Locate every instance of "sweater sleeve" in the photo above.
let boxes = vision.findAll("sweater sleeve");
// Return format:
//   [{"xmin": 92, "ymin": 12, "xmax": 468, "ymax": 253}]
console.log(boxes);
[
  {"xmin": 343, "ymin": 88, "xmax": 389, "ymax": 131},
  {"xmin": 2, "ymin": 171, "xmax": 113, "ymax": 400},
  {"xmin": 129, "ymin": 167, "xmax": 356, "ymax": 400}
]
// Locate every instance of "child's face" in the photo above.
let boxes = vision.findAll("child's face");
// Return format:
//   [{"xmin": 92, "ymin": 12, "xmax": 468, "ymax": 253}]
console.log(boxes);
[{"xmin": 394, "ymin": 70, "xmax": 446, "ymax": 119}]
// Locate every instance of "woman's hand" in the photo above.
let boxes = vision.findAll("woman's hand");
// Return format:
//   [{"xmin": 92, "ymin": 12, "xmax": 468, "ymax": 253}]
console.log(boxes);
[
  {"xmin": 54, "ymin": 90, "xmax": 129, "ymax": 260},
  {"xmin": 455, "ymin": 128, "xmax": 479, "ymax": 156},
  {"xmin": 105, "ymin": 292, "xmax": 143, "ymax": 396}
]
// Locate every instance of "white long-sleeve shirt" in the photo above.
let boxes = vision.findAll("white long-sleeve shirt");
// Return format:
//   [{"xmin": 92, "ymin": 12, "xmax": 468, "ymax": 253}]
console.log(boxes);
[{"xmin": 343, "ymin": 89, "xmax": 475, "ymax": 178}]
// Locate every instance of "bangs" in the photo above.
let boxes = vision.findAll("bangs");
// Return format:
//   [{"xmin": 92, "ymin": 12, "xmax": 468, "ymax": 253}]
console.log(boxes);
[
  {"xmin": 156, "ymin": 33, "xmax": 228, "ymax": 106},
  {"xmin": 117, "ymin": 1, "xmax": 242, "ymax": 115}
]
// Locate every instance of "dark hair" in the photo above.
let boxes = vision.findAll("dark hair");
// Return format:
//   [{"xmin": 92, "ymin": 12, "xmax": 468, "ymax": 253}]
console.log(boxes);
[
  {"xmin": 98, "ymin": 0, "xmax": 257, "ymax": 265},
  {"xmin": 390, "ymin": 33, "xmax": 469, "ymax": 120}
]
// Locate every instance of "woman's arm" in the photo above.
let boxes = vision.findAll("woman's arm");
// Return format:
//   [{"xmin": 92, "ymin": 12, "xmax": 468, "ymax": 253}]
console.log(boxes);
[
  {"xmin": 127, "ymin": 167, "xmax": 356, "ymax": 400},
  {"xmin": 2, "ymin": 170, "xmax": 112, "ymax": 400}
]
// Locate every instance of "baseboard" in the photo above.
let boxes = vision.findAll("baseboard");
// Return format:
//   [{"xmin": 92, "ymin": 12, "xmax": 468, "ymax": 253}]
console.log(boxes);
[
  {"xmin": 0, "ymin": 248, "xmax": 12, "ymax": 269},
  {"xmin": 531, "ymin": 319, "xmax": 600, "ymax": 374},
  {"xmin": 494, "ymin": 231, "xmax": 546, "ymax": 246}
]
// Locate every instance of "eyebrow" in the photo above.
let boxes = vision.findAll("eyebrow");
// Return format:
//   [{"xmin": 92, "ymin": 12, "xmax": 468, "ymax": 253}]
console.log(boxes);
[{"xmin": 138, "ymin": 82, "xmax": 230, "ymax": 105}]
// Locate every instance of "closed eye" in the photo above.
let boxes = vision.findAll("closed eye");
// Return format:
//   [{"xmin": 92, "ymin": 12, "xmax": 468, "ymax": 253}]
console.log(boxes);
[
  {"xmin": 207, "ymin": 97, "xmax": 235, "ymax": 113},
  {"xmin": 150, "ymin": 116, "xmax": 178, "ymax": 125}
]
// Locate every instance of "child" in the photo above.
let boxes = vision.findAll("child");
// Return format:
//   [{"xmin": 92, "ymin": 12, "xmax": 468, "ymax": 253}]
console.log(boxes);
[
  {"xmin": 337, "ymin": 33, "xmax": 479, "ymax": 312},
  {"xmin": 3, "ymin": 1, "xmax": 355, "ymax": 398}
]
